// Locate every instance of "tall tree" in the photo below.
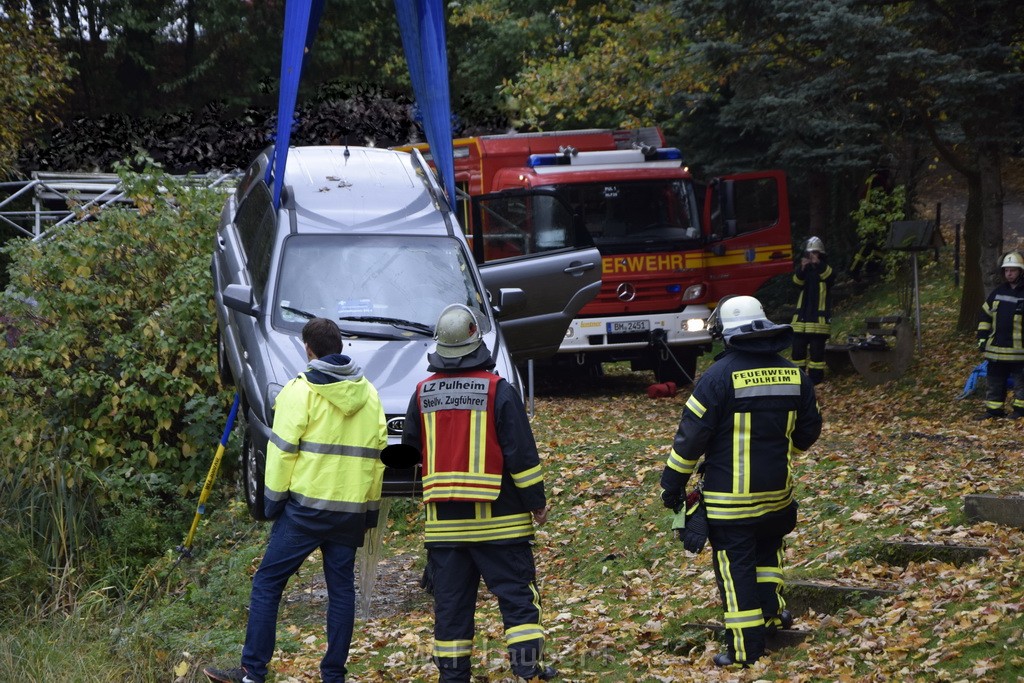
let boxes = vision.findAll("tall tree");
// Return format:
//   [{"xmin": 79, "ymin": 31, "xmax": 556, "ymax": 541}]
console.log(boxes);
[
  {"xmin": 0, "ymin": 10, "xmax": 74, "ymax": 177},
  {"xmin": 669, "ymin": 0, "xmax": 1024, "ymax": 330}
]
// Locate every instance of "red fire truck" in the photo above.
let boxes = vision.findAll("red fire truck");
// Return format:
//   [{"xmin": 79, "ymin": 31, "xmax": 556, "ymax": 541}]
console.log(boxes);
[{"xmin": 401, "ymin": 127, "xmax": 793, "ymax": 384}]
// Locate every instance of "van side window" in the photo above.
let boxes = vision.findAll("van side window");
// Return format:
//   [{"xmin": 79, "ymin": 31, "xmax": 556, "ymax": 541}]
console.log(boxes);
[{"xmin": 234, "ymin": 182, "xmax": 276, "ymax": 300}]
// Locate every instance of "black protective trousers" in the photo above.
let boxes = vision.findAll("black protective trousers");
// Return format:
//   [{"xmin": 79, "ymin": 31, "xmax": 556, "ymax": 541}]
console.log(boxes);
[
  {"xmin": 984, "ymin": 360, "xmax": 1024, "ymax": 415},
  {"xmin": 791, "ymin": 333, "xmax": 827, "ymax": 384},
  {"xmin": 707, "ymin": 504, "xmax": 797, "ymax": 664},
  {"xmin": 427, "ymin": 543, "xmax": 544, "ymax": 682}
]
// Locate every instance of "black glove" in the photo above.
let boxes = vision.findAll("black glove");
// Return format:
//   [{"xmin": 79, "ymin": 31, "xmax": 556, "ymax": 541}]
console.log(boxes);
[
  {"xmin": 662, "ymin": 489, "xmax": 682, "ymax": 513},
  {"xmin": 680, "ymin": 500, "xmax": 709, "ymax": 553}
]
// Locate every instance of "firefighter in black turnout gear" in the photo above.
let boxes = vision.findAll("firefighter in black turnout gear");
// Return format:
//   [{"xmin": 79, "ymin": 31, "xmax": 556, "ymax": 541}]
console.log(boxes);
[
  {"xmin": 661, "ymin": 295, "xmax": 822, "ymax": 668},
  {"xmin": 976, "ymin": 251, "xmax": 1024, "ymax": 419},
  {"xmin": 790, "ymin": 236, "xmax": 834, "ymax": 384},
  {"xmin": 403, "ymin": 304, "xmax": 555, "ymax": 683}
]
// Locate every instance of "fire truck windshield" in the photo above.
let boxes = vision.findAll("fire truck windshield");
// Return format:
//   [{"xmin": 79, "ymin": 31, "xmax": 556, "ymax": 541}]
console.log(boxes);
[{"xmin": 553, "ymin": 179, "xmax": 701, "ymax": 255}]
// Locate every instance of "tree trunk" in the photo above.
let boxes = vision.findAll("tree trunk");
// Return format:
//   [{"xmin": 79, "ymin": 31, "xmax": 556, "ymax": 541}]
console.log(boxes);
[{"xmin": 956, "ymin": 144, "xmax": 1004, "ymax": 331}]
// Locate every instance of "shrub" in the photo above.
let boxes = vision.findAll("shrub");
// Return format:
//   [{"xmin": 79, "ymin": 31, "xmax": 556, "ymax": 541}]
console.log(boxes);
[{"xmin": 0, "ymin": 160, "xmax": 232, "ymax": 606}]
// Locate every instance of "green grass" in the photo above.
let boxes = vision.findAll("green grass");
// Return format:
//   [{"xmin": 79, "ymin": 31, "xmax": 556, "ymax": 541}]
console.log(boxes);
[{"xmin": 4, "ymin": 250, "xmax": 1024, "ymax": 681}]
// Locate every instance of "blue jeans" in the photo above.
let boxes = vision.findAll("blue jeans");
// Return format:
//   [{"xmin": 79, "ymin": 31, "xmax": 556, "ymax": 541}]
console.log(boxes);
[{"xmin": 241, "ymin": 512, "xmax": 357, "ymax": 683}]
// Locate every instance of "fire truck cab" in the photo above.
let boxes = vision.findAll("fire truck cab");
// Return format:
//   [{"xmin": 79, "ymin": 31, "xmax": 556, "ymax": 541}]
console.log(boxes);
[{"xmin": 403, "ymin": 127, "xmax": 793, "ymax": 384}]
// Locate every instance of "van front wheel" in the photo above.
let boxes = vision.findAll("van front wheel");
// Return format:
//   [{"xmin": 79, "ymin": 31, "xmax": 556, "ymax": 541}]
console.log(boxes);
[{"xmin": 242, "ymin": 421, "xmax": 269, "ymax": 521}]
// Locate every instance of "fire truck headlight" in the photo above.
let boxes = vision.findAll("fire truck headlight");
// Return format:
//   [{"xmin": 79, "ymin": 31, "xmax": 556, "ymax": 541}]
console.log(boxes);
[
  {"xmin": 682, "ymin": 284, "xmax": 705, "ymax": 302},
  {"xmin": 685, "ymin": 318, "xmax": 706, "ymax": 332},
  {"xmin": 564, "ymin": 326, "xmax": 575, "ymax": 339}
]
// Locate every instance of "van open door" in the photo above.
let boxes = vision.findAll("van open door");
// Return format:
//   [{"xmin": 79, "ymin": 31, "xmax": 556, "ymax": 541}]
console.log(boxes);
[{"xmin": 470, "ymin": 189, "xmax": 602, "ymax": 362}]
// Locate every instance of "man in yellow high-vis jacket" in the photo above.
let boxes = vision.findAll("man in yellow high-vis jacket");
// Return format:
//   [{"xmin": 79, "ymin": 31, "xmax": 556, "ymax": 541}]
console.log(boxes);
[
  {"xmin": 205, "ymin": 318, "xmax": 386, "ymax": 683},
  {"xmin": 402, "ymin": 304, "xmax": 554, "ymax": 683}
]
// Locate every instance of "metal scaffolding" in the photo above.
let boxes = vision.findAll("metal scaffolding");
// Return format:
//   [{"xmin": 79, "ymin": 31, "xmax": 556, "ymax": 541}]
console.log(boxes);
[{"xmin": 0, "ymin": 170, "xmax": 238, "ymax": 242}]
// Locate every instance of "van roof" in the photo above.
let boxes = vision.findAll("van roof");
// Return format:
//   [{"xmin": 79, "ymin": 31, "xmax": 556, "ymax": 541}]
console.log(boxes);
[{"xmin": 284, "ymin": 146, "xmax": 454, "ymax": 236}]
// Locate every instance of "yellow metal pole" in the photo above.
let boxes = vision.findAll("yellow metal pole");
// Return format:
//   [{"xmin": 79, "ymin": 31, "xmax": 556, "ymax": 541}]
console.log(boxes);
[{"xmin": 180, "ymin": 393, "xmax": 240, "ymax": 555}]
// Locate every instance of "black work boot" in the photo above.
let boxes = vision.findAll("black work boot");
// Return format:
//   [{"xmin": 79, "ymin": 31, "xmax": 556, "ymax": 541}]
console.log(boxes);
[
  {"xmin": 712, "ymin": 653, "xmax": 750, "ymax": 669},
  {"xmin": 517, "ymin": 665, "xmax": 558, "ymax": 682},
  {"xmin": 765, "ymin": 609, "xmax": 794, "ymax": 636}
]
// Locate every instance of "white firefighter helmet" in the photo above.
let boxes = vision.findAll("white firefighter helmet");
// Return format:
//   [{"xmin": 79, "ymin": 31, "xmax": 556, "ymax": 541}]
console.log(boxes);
[
  {"xmin": 1000, "ymin": 251, "xmax": 1024, "ymax": 270},
  {"xmin": 708, "ymin": 295, "xmax": 790, "ymax": 344},
  {"xmin": 805, "ymin": 236, "xmax": 826, "ymax": 254},
  {"xmin": 433, "ymin": 303, "xmax": 483, "ymax": 358}
]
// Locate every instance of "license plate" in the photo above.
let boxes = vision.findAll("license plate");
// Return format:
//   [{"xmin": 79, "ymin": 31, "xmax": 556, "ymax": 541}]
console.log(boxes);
[{"xmin": 607, "ymin": 319, "xmax": 650, "ymax": 334}]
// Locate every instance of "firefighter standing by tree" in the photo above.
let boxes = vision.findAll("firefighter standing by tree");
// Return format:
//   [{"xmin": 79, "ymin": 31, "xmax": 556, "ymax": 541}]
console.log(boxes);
[
  {"xmin": 661, "ymin": 296, "xmax": 822, "ymax": 669},
  {"xmin": 790, "ymin": 236, "xmax": 835, "ymax": 384},
  {"xmin": 402, "ymin": 304, "xmax": 555, "ymax": 683},
  {"xmin": 976, "ymin": 251, "xmax": 1024, "ymax": 419}
]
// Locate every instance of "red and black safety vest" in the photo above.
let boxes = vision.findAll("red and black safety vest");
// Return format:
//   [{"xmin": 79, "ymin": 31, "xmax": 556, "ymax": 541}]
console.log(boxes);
[{"xmin": 416, "ymin": 370, "xmax": 504, "ymax": 503}]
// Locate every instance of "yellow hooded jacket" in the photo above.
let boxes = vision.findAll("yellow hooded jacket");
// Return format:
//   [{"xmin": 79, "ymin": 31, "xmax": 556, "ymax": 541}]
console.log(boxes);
[{"xmin": 264, "ymin": 353, "xmax": 387, "ymax": 544}]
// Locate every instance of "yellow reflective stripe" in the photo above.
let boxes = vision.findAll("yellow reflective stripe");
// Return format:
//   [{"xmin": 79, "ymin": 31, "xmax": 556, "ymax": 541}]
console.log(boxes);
[
  {"xmin": 506, "ymin": 623, "xmax": 544, "ymax": 646},
  {"xmin": 732, "ymin": 412, "xmax": 751, "ymax": 493},
  {"xmin": 425, "ymin": 512, "xmax": 534, "ymax": 543},
  {"xmin": 702, "ymin": 488, "xmax": 791, "ymax": 504},
  {"xmin": 469, "ymin": 407, "xmax": 485, "ymax": 473},
  {"xmin": 433, "ymin": 639, "xmax": 473, "ymax": 658},
  {"xmin": 423, "ymin": 485, "xmax": 501, "ymax": 501},
  {"xmin": 424, "ymin": 472, "xmax": 502, "ymax": 487},
  {"xmin": 706, "ymin": 496, "xmax": 793, "ymax": 520},
  {"xmin": 685, "ymin": 394, "xmax": 706, "ymax": 418},
  {"xmin": 786, "ymin": 410, "xmax": 796, "ymax": 488},
  {"xmin": 512, "ymin": 464, "xmax": 542, "ymax": 488},
  {"xmin": 724, "ymin": 608, "xmax": 765, "ymax": 629},
  {"xmin": 756, "ymin": 566, "xmax": 784, "ymax": 584},
  {"xmin": 718, "ymin": 549, "xmax": 738, "ymax": 612},
  {"xmin": 666, "ymin": 449, "xmax": 699, "ymax": 474},
  {"xmin": 425, "ymin": 411, "xmax": 437, "ymax": 475}
]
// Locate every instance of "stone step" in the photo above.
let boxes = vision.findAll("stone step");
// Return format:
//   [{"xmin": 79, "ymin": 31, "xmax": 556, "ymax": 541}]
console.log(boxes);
[
  {"xmin": 784, "ymin": 579, "xmax": 899, "ymax": 617},
  {"xmin": 964, "ymin": 493, "xmax": 1024, "ymax": 529},
  {"xmin": 874, "ymin": 541, "xmax": 990, "ymax": 567}
]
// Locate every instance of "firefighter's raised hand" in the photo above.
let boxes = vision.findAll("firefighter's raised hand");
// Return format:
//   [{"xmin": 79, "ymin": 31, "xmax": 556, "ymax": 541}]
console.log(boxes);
[{"xmin": 532, "ymin": 506, "xmax": 548, "ymax": 526}]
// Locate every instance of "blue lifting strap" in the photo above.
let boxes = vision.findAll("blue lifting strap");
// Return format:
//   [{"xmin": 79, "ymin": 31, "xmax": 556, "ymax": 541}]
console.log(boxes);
[
  {"xmin": 395, "ymin": 0, "xmax": 457, "ymax": 205},
  {"xmin": 268, "ymin": 0, "xmax": 326, "ymax": 208}
]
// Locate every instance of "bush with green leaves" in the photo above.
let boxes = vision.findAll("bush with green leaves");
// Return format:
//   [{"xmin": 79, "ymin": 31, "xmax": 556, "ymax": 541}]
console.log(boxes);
[
  {"xmin": 850, "ymin": 182, "xmax": 908, "ymax": 281},
  {"xmin": 0, "ymin": 162, "xmax": 232, "ymax": 608}
]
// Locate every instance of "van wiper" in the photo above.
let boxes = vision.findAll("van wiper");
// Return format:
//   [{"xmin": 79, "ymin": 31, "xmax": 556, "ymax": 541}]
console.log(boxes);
[
  {"xmin": 281, "ymin": 305, "xmax": 317, "ymax": 319},
  {"xmin": 338, "ymin": 315, "xmax": 435, "ymax": 336}
]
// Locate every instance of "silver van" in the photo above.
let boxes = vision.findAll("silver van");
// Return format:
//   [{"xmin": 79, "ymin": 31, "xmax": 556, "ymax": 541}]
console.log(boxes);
[{"xmin": 213, "ymin": 145, "xmax": 600, "ymax": 519}]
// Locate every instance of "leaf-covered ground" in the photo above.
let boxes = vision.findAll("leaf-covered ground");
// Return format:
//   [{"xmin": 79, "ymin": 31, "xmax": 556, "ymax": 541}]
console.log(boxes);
[{"xmin": 191, "ymin": 263, "xmax": 1022, "ymax": 683}]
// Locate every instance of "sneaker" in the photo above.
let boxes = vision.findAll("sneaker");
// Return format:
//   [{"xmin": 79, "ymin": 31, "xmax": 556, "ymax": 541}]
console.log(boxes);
[
  {"xmin": 518, "ymin": 665, "xmax": 558, "ymax": 682},
  {"xmin": 203, "ymin": 665, "xmax": 260, "ymax": 683}
]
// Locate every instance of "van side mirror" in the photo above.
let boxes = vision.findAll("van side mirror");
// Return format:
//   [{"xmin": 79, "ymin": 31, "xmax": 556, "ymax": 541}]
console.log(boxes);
[
  {"xmin": 223, "ymin": 284, "xmax": 256, "ymax": 316},
  {"xmin": 493, "ymin": 287, "xmax": 527, "ymax": 318}
]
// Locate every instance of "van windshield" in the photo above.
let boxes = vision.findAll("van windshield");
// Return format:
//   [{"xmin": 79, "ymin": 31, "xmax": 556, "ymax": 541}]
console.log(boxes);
[
  {"xmin": 275, "ymin": 234, "xmax": 490, "ymax": 334},
  {"xmin": 552, "ymin": 179, "xmax": 701, "ymax": 255}
]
